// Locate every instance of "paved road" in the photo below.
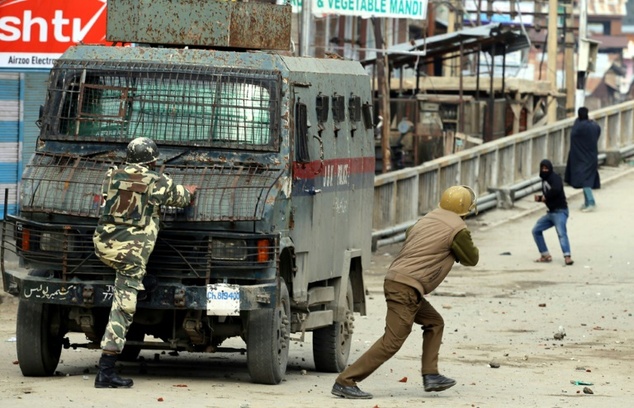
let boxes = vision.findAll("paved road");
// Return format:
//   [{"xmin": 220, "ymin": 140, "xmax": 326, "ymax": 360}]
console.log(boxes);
[{"xmin": 1, "ymin": 163, "xmax": 633, "ymax": 407}]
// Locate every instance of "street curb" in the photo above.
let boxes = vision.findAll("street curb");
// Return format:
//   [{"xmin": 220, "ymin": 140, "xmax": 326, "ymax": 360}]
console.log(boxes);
[{"xmin": 478, "ymin": 165, "xmax": 634, "ymax": 232}]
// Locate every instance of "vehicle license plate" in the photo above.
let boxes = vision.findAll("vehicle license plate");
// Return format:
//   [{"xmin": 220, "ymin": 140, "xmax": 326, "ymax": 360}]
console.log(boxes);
[{"xmin": 206, "ymin": 283, "xmax": 240, "ymax": 316}]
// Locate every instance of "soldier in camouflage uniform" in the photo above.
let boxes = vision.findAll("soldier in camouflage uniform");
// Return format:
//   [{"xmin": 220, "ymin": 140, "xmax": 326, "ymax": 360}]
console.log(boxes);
[{"xmin": 93, "ymin": 137, "xmax": 197, "ymax": 388}]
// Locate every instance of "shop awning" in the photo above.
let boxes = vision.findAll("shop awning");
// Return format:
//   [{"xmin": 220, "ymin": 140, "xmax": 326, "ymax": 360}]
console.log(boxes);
[{"xmin": 360, "ymin": 23, "xmax": 530, "ymax": 70}]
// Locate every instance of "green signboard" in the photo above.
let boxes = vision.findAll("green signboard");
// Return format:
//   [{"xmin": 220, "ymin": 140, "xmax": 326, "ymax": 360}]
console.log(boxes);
[{"xmin": 288, "ymin": 0, "xmax": 428, "ymax": 20}]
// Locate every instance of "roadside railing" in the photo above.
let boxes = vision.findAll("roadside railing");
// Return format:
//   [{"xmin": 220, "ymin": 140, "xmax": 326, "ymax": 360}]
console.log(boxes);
[{"xmin": 372, "ymin": 100, "xmax": 634, "ymax": 249}]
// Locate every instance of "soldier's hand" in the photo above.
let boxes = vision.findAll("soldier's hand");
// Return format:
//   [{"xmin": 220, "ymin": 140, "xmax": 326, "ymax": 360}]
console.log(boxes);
[{"xmin": 184, "ymin": 185, "xmax": 198, "ymax": 195}]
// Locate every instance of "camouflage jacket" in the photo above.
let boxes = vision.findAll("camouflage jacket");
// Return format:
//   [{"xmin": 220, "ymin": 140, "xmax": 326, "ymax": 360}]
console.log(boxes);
[{"xmin": 97, "ymin": 163, "xmax": 192, "ymax": 233}]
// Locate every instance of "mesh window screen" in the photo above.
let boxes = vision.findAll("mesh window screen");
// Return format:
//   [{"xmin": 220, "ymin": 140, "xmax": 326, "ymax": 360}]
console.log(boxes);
[{"xmin": 46, "ymin": 63, "xmax": 280, "ymax": 151}]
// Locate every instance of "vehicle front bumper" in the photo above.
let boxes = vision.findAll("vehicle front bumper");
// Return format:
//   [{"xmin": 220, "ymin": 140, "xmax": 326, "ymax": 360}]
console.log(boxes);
[{"xmin": 2, "ymin": 269, "xmax": 276, "ymax": 310}]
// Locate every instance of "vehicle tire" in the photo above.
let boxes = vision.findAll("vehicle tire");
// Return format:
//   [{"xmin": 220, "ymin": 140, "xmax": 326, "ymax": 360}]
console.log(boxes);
[
  {"xmin": 119, "ymin": 324, "xmax": 144, "ymax": 362},
  {"xmin": 246, "ymin": 279, "xmax": 290, "ymax": 385},
  {"xmin": 16, "ymin": 301, "xmax": 64, "ymax": 376},
  {"xmin": 312, "ymin": 280, "xmax": 354, "ymax": 373}
]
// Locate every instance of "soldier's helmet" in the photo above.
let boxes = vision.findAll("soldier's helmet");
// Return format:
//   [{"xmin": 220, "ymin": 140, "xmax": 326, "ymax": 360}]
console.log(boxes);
[
  {"xmin": 439, "ymin": 185, "xmax": 477, "ymax": 216},
  {"xmin": 126, "ymin": 137, "xmax": 159, "ymax": 164}
]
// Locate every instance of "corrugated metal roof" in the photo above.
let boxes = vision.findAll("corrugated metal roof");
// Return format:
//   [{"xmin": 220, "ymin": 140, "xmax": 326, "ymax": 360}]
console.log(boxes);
[
  {"xmin": 588, "ymin": 0, "xmax": 627, "ymax": 16},
  {"xmin": 360, "ymin": 23, "xmax": 529, "ymax": 69}
]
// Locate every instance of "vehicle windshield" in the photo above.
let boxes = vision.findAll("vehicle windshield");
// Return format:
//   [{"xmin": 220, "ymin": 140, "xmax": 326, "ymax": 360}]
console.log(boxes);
[{"xmin": 44, "ymin": 64, "xmax": 280, "ymax": 151}]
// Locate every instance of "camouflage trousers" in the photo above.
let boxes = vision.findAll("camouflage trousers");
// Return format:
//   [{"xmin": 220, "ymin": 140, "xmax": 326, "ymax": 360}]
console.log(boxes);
[
  {"xmin": 94, "ymin": 227, "xmax": 156, "ymax": 353},
  {"xmin": 100, "ymin": 271, "xmax": 144, "ymax": 352}
]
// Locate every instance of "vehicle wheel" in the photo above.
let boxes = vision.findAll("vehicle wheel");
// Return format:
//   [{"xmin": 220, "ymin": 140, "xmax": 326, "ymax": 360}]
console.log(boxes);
[
  {"xmin": 246, "ymin": 279, "xmax": 290, "ymax": 385},
  {"xmin": 312, "ymin": 280, "xmax": 354, "ymax": 372},
  {"xmin": 119, "ymin": 324, "xmax": 144, "ymax": 362},
  {"xmin": 16, "ymin": 301, "xmax": 64, "ymax": 376}
]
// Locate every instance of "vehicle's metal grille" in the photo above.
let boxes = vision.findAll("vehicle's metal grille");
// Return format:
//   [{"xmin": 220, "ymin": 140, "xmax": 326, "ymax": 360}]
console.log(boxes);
[
  {"xmin": 163, "ymin": 164, "xmax": 281, "ymax": 222},
  {"xmin": 20, "ymin": 153, "xmax": 107, "ymax": 218},
  {"xmin": 20, "ymin": 153, "xmax": 282, "ymax": 221},
  {"xmin": 1, "ymin": 218, "xmax": 278, "ymax": 280},
  {"xmin": 42, "ymin": 62, "xmax": 281, "ymax": 151}
]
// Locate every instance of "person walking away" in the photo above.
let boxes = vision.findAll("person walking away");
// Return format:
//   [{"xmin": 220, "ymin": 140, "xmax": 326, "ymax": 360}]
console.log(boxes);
[
  {"xmin": 331, "ymin": 185, "xmax": 480, "ymax": 399},
  {"xmin": 533, "ymin": 159, "xmax": 573, "ymax": 266},
  {"xmin": 93, "ymin": 137, "xmax": 197, "ymax": 388},
  {"xmin": 564, "ymin": 107, "xmax": 600, "ymax": 211}
]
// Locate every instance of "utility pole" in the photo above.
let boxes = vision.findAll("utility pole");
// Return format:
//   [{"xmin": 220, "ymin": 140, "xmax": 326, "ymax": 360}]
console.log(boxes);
[
  {"xmin": 576, "ymin": 0, "xmax": 588, "ymax": 111},
  {"xmin": 299, "ymin": 0, "xmax": 312, "ymax": 56},
  {"xmin": 443, "ymin": 0, "xmax": 458, "ymax": 76},
  {"xmin": 564, "ymin": 1, "xmax": 575, "ymax": 117},
  {"xmin": 547, "ymin": 0, "xmax": 559, "ymax": 123},
  {"xmin": 372, "ymin": 17, "xmax": 391, "ymax": 174}
]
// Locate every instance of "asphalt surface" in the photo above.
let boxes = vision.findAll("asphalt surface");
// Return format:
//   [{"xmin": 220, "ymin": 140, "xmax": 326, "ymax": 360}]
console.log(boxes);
[{"xmin": 1, "ymin": 162, "xmax": 633, "ymax": 407}]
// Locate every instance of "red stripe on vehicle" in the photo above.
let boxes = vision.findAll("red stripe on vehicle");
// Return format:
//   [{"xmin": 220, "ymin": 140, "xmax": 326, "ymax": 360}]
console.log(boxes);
[{"xmin": 292, "ymin": 157, "xmax": 375, "ymax": 180}]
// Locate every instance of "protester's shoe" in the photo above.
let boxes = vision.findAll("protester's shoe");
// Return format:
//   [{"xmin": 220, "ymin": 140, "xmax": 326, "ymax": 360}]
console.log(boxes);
[
  {"xmin": 564, "ymin": 256, "xmax": 574, "ymax": 266},
  {"xmin": 95, "ymin": 353, "xmax": 134, "ymax": 388},
  {"xmin": 331, "ymin": 382, "xmax": 373, "ymax": 399},
  {"xmin": 581, "ymin": 205, "xmax": 596, "ymax": 212},
  {"xmin": 534, "ymin": 255, "xmax": 552, "ymax": 263},
  {"xmin": 423, "ymin": 374, "xmax": 457, "ymax": 392}
]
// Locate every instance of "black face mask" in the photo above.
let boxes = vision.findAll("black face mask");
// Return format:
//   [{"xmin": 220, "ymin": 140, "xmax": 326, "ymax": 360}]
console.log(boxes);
[{"xmin": 539, "ymin": 160, "xmax": 553, "ymax": 180}]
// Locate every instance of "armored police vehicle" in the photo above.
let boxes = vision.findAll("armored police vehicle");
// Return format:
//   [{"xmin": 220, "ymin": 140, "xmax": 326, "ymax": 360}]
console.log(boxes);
[{"xmin": 1, "ymin": 1, "xmax": 375, "ymax": 384}]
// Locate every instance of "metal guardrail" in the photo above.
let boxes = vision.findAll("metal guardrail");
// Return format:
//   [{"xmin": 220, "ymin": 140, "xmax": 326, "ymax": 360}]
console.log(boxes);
[{"xmin": 372, "ymin": 100, "xmax": 634, "ymax": 249}]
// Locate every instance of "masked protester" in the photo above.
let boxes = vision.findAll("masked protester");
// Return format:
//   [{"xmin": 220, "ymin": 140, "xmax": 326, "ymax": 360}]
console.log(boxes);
[
  {"xmin": 331, "ymin": 185, "xmax": 479, "ymax": 399},
  {"xmin": 532, "ymin": 159, "xmax": 573, "ymax": 266},
  {"xmin": 93, "ymin": 137, "xmax": 197, "ymax": 388}
]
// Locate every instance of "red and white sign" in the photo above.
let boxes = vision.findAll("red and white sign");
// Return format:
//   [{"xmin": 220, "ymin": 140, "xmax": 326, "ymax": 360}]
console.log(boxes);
[{"xmin": 0, "ymin": 0, "xmax": 110, "ymax": 69}]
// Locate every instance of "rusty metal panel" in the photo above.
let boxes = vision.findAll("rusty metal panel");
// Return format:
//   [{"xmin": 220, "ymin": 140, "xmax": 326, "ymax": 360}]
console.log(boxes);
[{"xmin": 106, "ymin": 0, "xmax": 291, "ymax": 50}]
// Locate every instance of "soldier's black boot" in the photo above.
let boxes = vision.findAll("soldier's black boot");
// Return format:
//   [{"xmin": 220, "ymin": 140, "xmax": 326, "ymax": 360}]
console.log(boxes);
[
  {"xmin": 95, "ymin": 353, "xmax": 134, "ymax": 388},
  {"xmin": 138, "ymin": 274, "xmax": 158, "ymax": 301}
]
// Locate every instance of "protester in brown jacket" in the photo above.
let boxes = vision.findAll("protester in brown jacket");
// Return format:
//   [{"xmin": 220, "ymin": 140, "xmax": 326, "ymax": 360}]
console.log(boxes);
[{"xmin": 331, "ymin": 185, "xmax": 480, "ymax": 399}]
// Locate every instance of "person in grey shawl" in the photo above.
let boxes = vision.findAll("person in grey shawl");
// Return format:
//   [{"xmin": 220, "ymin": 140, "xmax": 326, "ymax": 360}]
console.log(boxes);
[{"xmin": 564, "ymin": 107, "xmax": 600, "ymax": 212}]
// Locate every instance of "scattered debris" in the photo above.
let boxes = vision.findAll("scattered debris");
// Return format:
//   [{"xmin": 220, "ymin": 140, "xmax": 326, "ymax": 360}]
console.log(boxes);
[
  {"xmin": 489, "ymin": 362, "xmax": 500, "ymax": 368},
  {"xmin": 554, "ymin": 326, "xmax": 566, "ymax": 340},
  {"xmin": 583, "ymin": 387, "xmax": 594, "ymax": 394},
  {"xmin": 433, "ymin": 291, "xmax": 467, "ymax": 297},
  {"xmin": 5, "ymin": 337, "xmax": 16, "ymax": 342},
  {"xmin": 570, "ymin": 380, "xmax": 593, "ymax": 386},
  {"xmin": 300, "ymin": 369, "xmax": 307, "ymax": 375},
  {"xmin": 539, "ymin": 303, "xmax": 546, "ymax": 307},
  {"xmin": 499, "ymin": 252, "xmax": 511, "ymax": 256},
  {"xmin": 398, "ymin": 377, "xmax": 407, "ymax": 383}
]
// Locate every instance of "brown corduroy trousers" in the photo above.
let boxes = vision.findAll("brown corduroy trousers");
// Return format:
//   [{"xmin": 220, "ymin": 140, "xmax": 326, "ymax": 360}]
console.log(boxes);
[{"xmin": 336, "ymin": 279, "xmax": 445, "ymax": 387}]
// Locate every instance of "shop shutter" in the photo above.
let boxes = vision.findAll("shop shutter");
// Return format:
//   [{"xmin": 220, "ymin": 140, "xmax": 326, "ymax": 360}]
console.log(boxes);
[
  {"xmin": 0, "ymin": 73, "xmax": 21, "ymax": 219},
  {"xmin": 23, "ymin": 72, "xmax": 49, "ymax": 167}
]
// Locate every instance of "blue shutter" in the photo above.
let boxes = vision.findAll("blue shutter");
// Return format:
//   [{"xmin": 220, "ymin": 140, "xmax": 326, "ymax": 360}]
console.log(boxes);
[
  {"xmin": 23, "ymin": 72, "xmax": 49, "ymax": 170},
  {"xmin": 0, "ymin": 73, "xmax": 21, "ymax": 219}
]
